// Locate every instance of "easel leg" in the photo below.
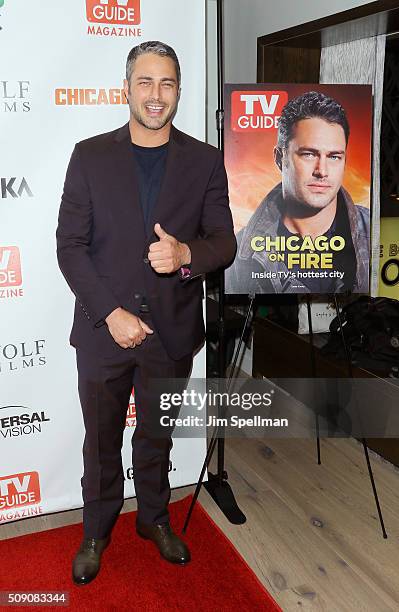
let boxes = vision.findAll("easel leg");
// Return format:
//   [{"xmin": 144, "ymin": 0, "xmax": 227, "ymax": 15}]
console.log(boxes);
[
  {"xmin": 306, "ymin": 294, "xmax": 321, "ymax": 465},
  {"xmin": 362, "ymin": 439, "xmax": 388, "ymax": 538},
  {"xmin": 332, "ymin": 294, "xmax": 387, "ymax": 539},
  {"xmin": 182, "ymin": 295, "xmax": 254, "ymax": 533}
]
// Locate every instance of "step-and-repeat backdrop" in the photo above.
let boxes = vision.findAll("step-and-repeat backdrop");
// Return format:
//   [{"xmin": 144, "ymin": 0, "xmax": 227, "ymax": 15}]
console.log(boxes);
[{"xmin": 0, "ymin": 0, "xmax": 206, "ymax": 523}]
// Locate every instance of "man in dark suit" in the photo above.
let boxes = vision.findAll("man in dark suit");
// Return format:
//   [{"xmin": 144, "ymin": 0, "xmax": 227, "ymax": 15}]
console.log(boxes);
[{"xmin": 56, "ymin": 40, "xmax": 236, "ymax": 585}]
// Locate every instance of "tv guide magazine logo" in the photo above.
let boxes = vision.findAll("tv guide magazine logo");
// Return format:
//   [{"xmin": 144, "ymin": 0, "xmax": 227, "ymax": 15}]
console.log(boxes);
[
  {"xmin": 0, "ymin": 471, "xmax": 43, "ymax": 522},
  {"xmin": 0, "ymin": 246, "xmax": 23, "ymax": 299},
  {"xmin": 86, "ymin": 0, "xmax": 142, "ymax": 37},
  {"xmin": 231, "ymin": 90, "xmax": 288, "ymax": 131}
]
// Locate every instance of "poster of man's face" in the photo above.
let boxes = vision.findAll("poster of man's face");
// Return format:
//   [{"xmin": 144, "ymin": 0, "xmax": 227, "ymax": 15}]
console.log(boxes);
[{"xmin": 224, "ymin": 84, "xmax": 372, "ymax": 295}]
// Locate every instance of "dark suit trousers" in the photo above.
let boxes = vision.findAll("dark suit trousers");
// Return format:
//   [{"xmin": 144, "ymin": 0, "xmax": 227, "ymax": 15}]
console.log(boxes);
[{"xmin": 75, "ymin": 314, "xmax": 193, "ymax": 539}]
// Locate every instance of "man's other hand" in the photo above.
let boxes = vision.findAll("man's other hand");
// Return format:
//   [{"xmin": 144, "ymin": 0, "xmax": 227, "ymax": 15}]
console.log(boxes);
[
  {"xmin": 105, "ymin": 307, "xmax": 153, "ymax": 349},
  {"xmin": 148, "ymin": 223, "xmax": 191, "ymax": 274}
]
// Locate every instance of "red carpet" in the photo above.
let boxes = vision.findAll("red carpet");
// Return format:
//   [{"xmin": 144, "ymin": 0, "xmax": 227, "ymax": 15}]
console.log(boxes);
[{"xmin": 0, "ymin": 495, "xmax": 281, "ymax": 611}]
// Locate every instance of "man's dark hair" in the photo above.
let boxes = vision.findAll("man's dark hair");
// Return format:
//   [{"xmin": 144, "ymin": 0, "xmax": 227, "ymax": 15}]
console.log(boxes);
[
  {"xmin": 126, "ymin": 41, "xmax": 181, "ymax": 88},
  {"xmin": 277, "ymin": 91, "xmax": 350, "ymax": 149}
]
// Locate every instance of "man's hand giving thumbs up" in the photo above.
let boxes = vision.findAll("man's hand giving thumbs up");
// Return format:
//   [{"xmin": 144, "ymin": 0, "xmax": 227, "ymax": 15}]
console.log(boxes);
[{"xmin": 148, "ymin": 222, "xmax": 191, "ymax": 274}]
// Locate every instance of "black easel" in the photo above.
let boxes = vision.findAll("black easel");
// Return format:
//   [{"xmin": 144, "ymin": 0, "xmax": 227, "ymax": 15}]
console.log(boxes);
[
  {"xmin": 182, "ymin": 0, "xmax": 245, "ymax": 533},
  {"xmin": 182, "ymin": 294, "xmax": 255, "ymax": 533},
  {"xmin": 184, "ymin": 286, "xmax": 388, "ymax": 537}
]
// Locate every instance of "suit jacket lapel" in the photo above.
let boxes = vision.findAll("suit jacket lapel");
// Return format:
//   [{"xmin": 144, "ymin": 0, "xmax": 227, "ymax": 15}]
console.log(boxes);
[
  {"xmin": 112, "ymin": 123, "xmax": 147, "ymax": 251},
  {"xmin": 111, "ymin": 123, "xmax": 185, "ymax": 254}
]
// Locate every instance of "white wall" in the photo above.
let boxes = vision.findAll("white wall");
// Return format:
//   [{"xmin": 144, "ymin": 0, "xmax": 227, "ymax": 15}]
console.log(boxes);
[
  {"xmin": 206, "ymin": 0, "xmax": 372, "ymax": 144},
  {"xmin": 206, "ymin": 0, "xmax": 218, "ymax": 146},
  {"xmin": 224, "ymin": 0, "xmax": 372, "ymax": 83}
]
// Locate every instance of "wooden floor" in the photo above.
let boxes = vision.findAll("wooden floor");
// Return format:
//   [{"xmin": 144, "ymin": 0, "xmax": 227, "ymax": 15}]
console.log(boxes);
[{"xmin": 2, "ymin": 437, "xmax": 399, "ymax": 611}]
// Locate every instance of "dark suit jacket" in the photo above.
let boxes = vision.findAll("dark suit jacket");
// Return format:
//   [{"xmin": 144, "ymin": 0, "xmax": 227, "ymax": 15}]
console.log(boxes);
[{"xmin": 56, "ymin": 123, "xmax": 236, "ymax": 360}]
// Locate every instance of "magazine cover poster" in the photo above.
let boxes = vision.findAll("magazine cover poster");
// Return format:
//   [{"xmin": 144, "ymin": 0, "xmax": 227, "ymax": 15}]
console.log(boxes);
[{"xmin": 224, "ymin": 84, "xmax": 372, "ymax": 295}]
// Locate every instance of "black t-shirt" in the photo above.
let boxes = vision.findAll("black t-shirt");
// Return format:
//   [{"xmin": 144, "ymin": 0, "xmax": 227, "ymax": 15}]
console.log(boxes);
[
  {"xmin": 131, "ymin": 141, "xmax": 169, "ymax": 307},
  {"xmin": 131, "ymin": 141, "xmax": 168, "ymax": 233}
]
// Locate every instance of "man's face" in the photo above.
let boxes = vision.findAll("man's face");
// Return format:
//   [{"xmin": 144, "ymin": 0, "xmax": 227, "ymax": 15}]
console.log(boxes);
[
  {"xmin": 124, "ymin": 52, "xmax": 179, "ymax": 131},
  {"xmin": 276, "ymin": 117, "xmax": 347, "ymax": 211}
]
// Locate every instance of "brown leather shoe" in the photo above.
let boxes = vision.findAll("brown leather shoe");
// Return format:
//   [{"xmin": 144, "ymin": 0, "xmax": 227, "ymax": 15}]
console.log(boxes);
[
  {"xmin": 136, "ymin": 521, "xmax": 191, "ymax": 565},
  {"xmin": 72, "ymin": 536, "xmax": 110, "ymax": 585}
]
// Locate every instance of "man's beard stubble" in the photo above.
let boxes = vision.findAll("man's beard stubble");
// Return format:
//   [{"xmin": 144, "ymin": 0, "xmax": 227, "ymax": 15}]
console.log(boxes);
[
  {"xmin": 281, "ymin": 177, "xmax": 340, "ymax": 218},
  {"xmin": 128, "ymin": 97, "xmax": 178, "ymax": 131},
  {"xmin": 283, "ymin": 193, "xmax": 337, "ymax": 218}
]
